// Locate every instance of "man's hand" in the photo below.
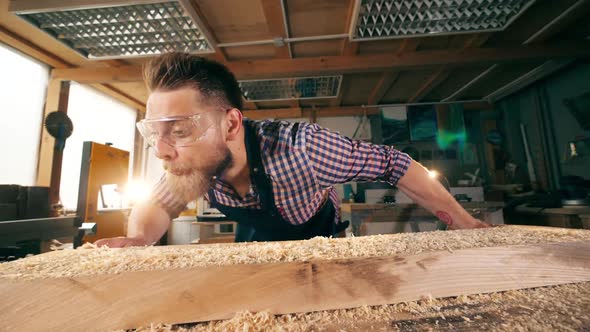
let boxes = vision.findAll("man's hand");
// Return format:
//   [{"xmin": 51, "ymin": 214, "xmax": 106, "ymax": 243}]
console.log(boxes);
[
  {"xmin": 446, "ymin": 215, "xmax": 491, "ymax": 230},
  {"xmin": 94, "ymin": 237, "xmax": 151, "ymax": 248}
]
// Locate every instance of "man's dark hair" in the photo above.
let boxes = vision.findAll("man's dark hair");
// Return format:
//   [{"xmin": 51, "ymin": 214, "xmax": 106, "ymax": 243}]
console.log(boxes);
[{"xmin": 143, "ymin": 52, "xmax": 243, "ymax": 110}]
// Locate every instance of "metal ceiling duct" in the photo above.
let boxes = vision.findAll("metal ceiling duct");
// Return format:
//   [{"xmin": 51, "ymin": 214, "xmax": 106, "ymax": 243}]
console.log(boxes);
[
  {"xmin": 240, "ymin": 76, "xmax": 343, "ymax": 102},
  {"xmin": 350, "ymin": 0, "xmax": 537, "ymax": 41},
  {"xmin": 13, "ymin": 1, "xmax": 214, "ymax": 59}
]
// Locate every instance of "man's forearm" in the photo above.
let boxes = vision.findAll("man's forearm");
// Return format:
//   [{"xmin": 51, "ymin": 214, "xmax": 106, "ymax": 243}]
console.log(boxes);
[
  {"xmin": 396, "ymin": 160, "xmax": 483, "ymax": 229},
  {"xmin": 126, "ymin": 202, "xmax": 172, "ymax": 244}
]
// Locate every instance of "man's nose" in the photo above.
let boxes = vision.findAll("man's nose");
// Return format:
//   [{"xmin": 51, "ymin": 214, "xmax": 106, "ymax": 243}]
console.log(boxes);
[{"xmin": 153, "ymin": 137, "xmax": 177, "ymax": 160}]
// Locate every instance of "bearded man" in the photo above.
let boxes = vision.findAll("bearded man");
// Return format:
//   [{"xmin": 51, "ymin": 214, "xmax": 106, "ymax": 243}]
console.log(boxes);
[{"xmin": 95, "ymin": 52, "xmax": 487, "ymax": 247}]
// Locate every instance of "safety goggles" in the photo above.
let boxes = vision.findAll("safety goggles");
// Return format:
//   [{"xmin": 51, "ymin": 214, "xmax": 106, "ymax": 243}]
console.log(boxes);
[{"xmin": 136, "ymin": 110, "xmax": 221, "ymax": 148}]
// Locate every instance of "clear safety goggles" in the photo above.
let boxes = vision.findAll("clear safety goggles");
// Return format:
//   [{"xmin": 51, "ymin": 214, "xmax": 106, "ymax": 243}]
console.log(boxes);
[{"xmin": 136, "ymin": 110, "xmax": 221, "ymax": 148}]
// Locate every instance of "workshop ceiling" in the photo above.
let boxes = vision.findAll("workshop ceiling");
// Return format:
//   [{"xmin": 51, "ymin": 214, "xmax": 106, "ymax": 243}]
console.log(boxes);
[
  {"xmin": 1, "ymin": 0, "xmax": 589, "ymax": 114},
  {"xmin": 14, "ymin": 1, "xmax": 214, "ymax": 59},
  {"xmin": 351, "ymin": 0, "xmax": 537, "ymax": 41}
]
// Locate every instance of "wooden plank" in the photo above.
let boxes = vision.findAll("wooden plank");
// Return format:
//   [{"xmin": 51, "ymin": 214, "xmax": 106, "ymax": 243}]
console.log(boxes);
[
  {"xmin": 49, "ymin": 41, "xmax": 590, "ymax": 82},
  {"xmin": 260, "ymin": 0, "xmax": 291, "ymax": 58},
  {"xmin": 1, "ymin": 241, "xmax": 589, "ymax": 331},
  {"xmin": 35, "ymin": 79, "xmax": 67, "ymax": 187}
]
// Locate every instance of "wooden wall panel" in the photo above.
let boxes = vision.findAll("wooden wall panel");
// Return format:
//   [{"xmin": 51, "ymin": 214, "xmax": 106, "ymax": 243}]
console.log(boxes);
[
  {"xmin": 196, "ymin": 0, "xmax": 272, "ymax": 43},
  {"xmin": 286, "ymin": 0, "xmax": 348, "ymax": 36}
]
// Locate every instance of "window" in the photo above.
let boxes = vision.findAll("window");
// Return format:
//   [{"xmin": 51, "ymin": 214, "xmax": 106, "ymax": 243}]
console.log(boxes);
[
  {"xmin": 0, "ymin": 43, "xmax": 49, "ymax": 185},
  {"xmin": 59, "ymin": 83, "xmax": 137, "ymax": 210}
]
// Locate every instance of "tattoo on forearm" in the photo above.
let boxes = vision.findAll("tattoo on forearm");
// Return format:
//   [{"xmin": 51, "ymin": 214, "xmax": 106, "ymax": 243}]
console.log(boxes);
[{"xmin": 436, "ymin": 211, "xmax": 453, "ymax": 226}]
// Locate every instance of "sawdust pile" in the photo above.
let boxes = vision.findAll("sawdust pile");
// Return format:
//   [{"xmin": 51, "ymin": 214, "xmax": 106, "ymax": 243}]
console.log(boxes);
[
  {"xmin": 2, "ymin": 226, "xmax": 590, "ymax": 280},
  {"xmin": 126, "ymin": 281, "xmax": 590, "ymax": 332}
]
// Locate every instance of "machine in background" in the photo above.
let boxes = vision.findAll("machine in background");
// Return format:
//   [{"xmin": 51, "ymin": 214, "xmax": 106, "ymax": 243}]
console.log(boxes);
[
  {"xmin": 76, "ymin": 141, "xmax": 130, "ymax": 243},
  {"xmin": 0, "ymin": 141, "xmax": 129, "ymax": 261}
]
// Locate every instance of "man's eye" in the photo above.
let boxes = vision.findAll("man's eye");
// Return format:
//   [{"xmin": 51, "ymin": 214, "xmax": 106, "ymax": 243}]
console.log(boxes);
[{"xmin": 171, "ymin": 128, "xmax": 191, "ymax": 137}]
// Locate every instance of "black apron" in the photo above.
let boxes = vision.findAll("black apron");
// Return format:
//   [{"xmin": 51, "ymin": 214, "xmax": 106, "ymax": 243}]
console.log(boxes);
[{"xmin": 208, "ymin": 121, "xmax": 349, "ymax": 242}]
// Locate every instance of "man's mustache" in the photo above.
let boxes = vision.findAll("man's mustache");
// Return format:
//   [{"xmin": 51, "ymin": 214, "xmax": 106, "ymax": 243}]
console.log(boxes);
[{"xmin": 163, "ymin": 163, "xmax": 194, "ymax": 175}]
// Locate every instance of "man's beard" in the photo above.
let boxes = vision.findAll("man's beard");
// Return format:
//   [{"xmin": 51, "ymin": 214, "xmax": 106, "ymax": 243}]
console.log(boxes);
[{"xmin": 164, "ymin": 145, "xmax": 232, "ymax": 203}]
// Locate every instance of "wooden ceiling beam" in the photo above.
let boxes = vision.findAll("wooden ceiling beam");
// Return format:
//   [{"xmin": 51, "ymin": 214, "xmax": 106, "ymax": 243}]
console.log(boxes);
[
  {"xmin": 51, "ymin": 66, "xmax": 143, "ymax": 82},
  {"xmin": 409, "ymin": 34, "xmax": 490, "ymax": 103},
  {"xmin": 91, "ymin": 84, "xmax": 146, "ymax": 112},
  {"xmin": 525, "ymin": 0, "xmax": 590, "ymax": 44},
  {"xmin": 444, "ymin": 1, "xmax": 587, "ymax": 102},
  {"xmin": 243, "ymin": 106, "xmax": 379, "ymax": 120},
  {"xmin": 367, "ymin": 72, "xmax": 400, "ymax": 105},
  {"xmin": 367, "ymin": 38, "xmax": 420, "ymax": 105},
  {"xmin": 244, "ymin": 102, "xmax": 490, "ymax": 120},
  {"xmin": 49, "ymin": 41, "xmax": 590, "ymax": 83},
  {"xmin": 303, "ymin": 106, "xmax": 379, "ymax": 118},
  {"xmin": 341, "ymin": 40, "xmax": 359, "ymax": 56},
  {"xmin": 242, "ymin": 97, "xmax": 258, "ymax": 110},
  {"xmin": 0, "ymin": 24, "xmax": 71, "ymax": 68},
  {"xmin": 341, "ymin": 0, "xmax": 359, "ymax": 56},
  {"xmin": 260, "ymin": 0, "xmax": 291, "ymax": 59},
  {"xmin": 398, "ymin": 38, "xmax": 421, "ymax": 53},
  {"xmin": 243, "ymin": 107, "xmax": 302, "ymax": 120},
  {"xmin": 407, "ymin": 68, "xmax": 451, "ymax": 103}
]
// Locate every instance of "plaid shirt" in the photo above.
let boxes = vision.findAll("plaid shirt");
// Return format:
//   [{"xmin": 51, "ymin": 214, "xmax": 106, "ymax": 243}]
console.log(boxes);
[{"xmin": 151, "ymin": 119, "xmax": 412, "ymax": 224}]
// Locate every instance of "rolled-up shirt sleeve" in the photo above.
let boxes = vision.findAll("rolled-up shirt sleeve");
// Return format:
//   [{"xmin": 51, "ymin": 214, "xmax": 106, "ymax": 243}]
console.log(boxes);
[
  {"xmin": 302, "ymin": 123, "xmax": 411, "ymax": 187},
  {"xmin": 149, "ymin": 175, "xmax": 188, "ymax": 219}
]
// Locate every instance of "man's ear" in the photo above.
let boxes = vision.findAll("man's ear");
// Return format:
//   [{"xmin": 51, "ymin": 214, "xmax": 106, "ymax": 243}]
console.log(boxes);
[{"xmin": 224, "ymin": 108, "xmax": 242, "ymax": 141}]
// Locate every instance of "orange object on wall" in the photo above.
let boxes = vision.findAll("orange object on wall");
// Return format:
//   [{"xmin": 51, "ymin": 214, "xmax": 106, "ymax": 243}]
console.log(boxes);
[{"xmin": 76, "ymin": 142, "xmax": 129, "ymax": 243}]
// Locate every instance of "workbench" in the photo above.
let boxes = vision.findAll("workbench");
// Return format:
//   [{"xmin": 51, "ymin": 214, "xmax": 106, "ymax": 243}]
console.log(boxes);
[
  {"xmin": 0, "ymin": 216, "xmax": 90, "ymax": 258},
  {"xmin": 508, "ymin": 204, "xmax": 590, "ymax": 229},
  {"xmin": 341, "ymin": 202, "xmax": 504, "ymax": 236}
]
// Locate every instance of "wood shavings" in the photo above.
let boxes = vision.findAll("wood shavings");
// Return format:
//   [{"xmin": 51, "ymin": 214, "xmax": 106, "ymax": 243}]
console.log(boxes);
[
  {"xmin": 2, "ymin": 226, "xmax": 590, "ymax": 281},
  {"xmin": 115, "ymin": 282, "xmax": 590, "ymax": 331}
]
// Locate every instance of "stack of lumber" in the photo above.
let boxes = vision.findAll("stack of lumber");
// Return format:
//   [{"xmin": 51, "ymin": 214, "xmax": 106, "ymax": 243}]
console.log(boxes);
[{"xmin": 1, "ymin": 225, "xmax": 589, "ymax": 331}]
